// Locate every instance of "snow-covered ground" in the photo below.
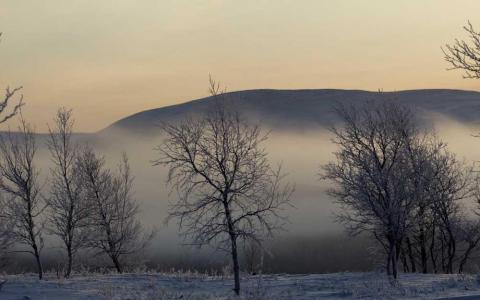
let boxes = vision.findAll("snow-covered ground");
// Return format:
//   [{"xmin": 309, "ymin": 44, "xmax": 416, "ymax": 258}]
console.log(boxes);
[{"xmin": 1, "ymin": 272, "xmax": 480, "ymax": 299}]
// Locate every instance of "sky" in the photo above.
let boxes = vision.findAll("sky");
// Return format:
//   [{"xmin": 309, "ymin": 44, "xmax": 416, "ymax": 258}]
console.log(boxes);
[{"xmin": 1, "ymin": 0, "xmax": 480, "ymax": 132}]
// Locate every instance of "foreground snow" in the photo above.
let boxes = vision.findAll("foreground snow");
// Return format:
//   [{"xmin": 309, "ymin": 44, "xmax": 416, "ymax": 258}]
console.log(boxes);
[{"xmin": 1, "ymin": 272, "xmax": 480, "ymax": 299}]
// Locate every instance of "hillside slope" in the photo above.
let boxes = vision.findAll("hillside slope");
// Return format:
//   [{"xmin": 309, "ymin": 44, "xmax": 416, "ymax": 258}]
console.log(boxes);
[{"xmin": 102, "ymin": 89, "xmax": 480, "ymax": 134}]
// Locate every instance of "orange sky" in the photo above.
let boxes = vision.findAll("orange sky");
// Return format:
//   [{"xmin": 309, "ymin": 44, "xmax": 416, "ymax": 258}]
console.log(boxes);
[{"xmin": 1, "ymin": 0, "xmax": 480, "ymax": 132}]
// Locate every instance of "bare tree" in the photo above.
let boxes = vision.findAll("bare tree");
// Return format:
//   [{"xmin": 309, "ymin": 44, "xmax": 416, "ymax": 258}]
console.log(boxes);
[
  {"xmin": 399, "ymin": 136, "xmax": 440, "ymax": 274},
  {"xmin": 242, "ymin": 239, "xmax": 266, "ymax": 275},
  {"xmin": 443, "ymin": 21, "xmax": 480, "ymax": 79},
  {"xmin": 0, "ymin": 87, "xmax": 24, "ymax": 125},
  {"xmin": 402, "ymin": 139, "xmax": 472, "ymax": 274},
  {"xmin": 455, "ymin": 218, "xmax": 480, "ymax": 273},
  {"xmin": 443, "ymin": 21, "xmax": 480, "ymax": 273},
  {"xmin": 322, "ymin": 98, "xmax": 479, "ymax": 278},
  {"xmin": 77, "ymin": 147, "xmax": 152, "ymax": 273},
  {"xmin": 0, "ymin": 118, "xmax": 44, "ymax": 279},
  {"xmin": 0, "ymin": 33, "xmax": 24, "ymax": 126},
  {"xmin": 428, "ymin": 150, "xmax": 472, "ymax": 273},
  {"xmin": 46, "ymin": 108, "xmax": 90, "ymax": 278},
  {"xmin": 322, "ymin": 100, "xmax": 422, "ymax": 279},
  {"xmin": 154, "ymin": 80, "xmax": 293, "ymax": 295},
  {"xmin": 0, "ymin": 33, "xmax": 25, "ymax": 269},
  {"xmin": 0, "ymin": 201, "xmax": 14, "ymax": 267}
]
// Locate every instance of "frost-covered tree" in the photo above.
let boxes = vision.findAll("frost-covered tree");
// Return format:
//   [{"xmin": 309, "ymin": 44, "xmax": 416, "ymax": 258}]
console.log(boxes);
[
  {"xmin": 0, "ymin": 118, "xmax": 44, "ymax": 279},
  {"xmin": 428, "ymin": 150, "xmax": 471, "ymax": 273},
  {"xmin": 322, "ymin": 100, "xmax": 422, "ymax": 279},
  {"xmin": 46, "ymin": 108, "xmax": 90, "ymax": 278},
  {"xmin": 155, "ymin": 79, "xmax": 293, "ymax": 295},
  {"xmin": 77, "ymin": 147, "xmax": 152, "ymax": 273},
  {"xmin": 402, "ymin": 139, "xmax": 472, "ymax": 274},
  {"xmin": 323, "ymin": 99, "xmax": 477, "ymax": 278}
]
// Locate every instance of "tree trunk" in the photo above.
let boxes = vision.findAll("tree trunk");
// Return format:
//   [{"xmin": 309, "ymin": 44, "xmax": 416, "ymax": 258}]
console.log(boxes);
[
  {"xmin": 223, "ymin": 198, "xmax": 240, "ymax": 295},
  {"xmin": 386, "ymin": 241, "xmax": 393, "ymax": 277},
  {"xmin": 391, "ymin": 243, "xmax": 398, "ymax": 279},
  {"xmin": 33, "ymin": 244, "xmax": 43, "ymax": 280},
  {"xmin": 386, "ymin": 252, "xmax": 392, "ymax": 276},
  {"xmin": 458, "ymin": 250, "xmax": 470, "ymax": 274},
  {"xmin": 440, "ymin": 235, "xmax": 447, "ymax": 273},
  {"xmin": 430, "ymin": 227, "xmax": 437, "ymax": 273},
  {"xmin": 419, "ymin": 228, "xmax": 428, "ymax": 273},
  {"xmin": 65, "ymin": 203, "xmax": 75, "ymax": 278},
  {"xmin": 406, "ymin": 237, "xmax": 416, "ymax": 273},
  {"xmin": 111, "ymin": 255, "xmax": 123, "ymax": 273},
  {"xmin": 230, "ymin": 235, "xmax": 240, "ymax": 295},
  {"xmin": 400, "ymin": 248, "xmax": 409, "ymax": 273},
  {"xmin": 446, "ymin": 230, "xmax": 456, "ymax": 274},
  {"xmin": 65, "ymin": 246, "xmax": 73, "ymax": 278},
  {"xmin": 27, "ymin": 207, "xmax": 42, "ymax": 280},
  {"xmin": 458, "ymin": 244, "xmax": 476, "ymax": 274}
]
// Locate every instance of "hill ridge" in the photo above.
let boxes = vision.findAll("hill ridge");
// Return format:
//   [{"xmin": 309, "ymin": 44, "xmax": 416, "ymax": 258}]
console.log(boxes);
[{"xmin": 101, "ymin": 88, "xmax": 480, "ymax": 134}]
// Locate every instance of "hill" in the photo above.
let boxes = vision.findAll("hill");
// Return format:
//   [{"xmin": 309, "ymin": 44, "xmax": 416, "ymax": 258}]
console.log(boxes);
[{"xmin": 102, "ymin": 89, "xmax": 480, "ymax": 134}]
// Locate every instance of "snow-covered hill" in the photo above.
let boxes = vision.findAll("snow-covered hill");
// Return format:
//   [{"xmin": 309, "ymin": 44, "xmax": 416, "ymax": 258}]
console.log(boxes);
[{"xmin": 102, "ymin": 89, "xmax": 480, "ymax": 134}]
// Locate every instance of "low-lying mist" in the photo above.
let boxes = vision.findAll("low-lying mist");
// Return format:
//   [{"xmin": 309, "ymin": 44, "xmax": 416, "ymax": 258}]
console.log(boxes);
[{"xmin": 7, "ymin": 113, "xmax": 480, "ymax": 274}]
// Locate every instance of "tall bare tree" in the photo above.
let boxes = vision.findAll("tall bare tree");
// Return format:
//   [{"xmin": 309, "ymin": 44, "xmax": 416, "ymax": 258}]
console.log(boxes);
[
  {"xmin": 154, "ymin": 80, "xmax": 293, "ymax": 295},
  {"xmin": 0, "ymin": 33, "xmax": 24, "ymax": 263},
  {"xmin": 442, "ymin": 21, "xmax": 480, "ymax": 273},
  {"xmin": 46, "ymin": 108, "xmax": 89, "ymax": 278},
  {"xmin": 0, "ymin": 118, "xmax": 44, "ymax": 279},
  {"xmin": 77, "ymin": 147, "xmax": 152, "ymax": 273}
]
